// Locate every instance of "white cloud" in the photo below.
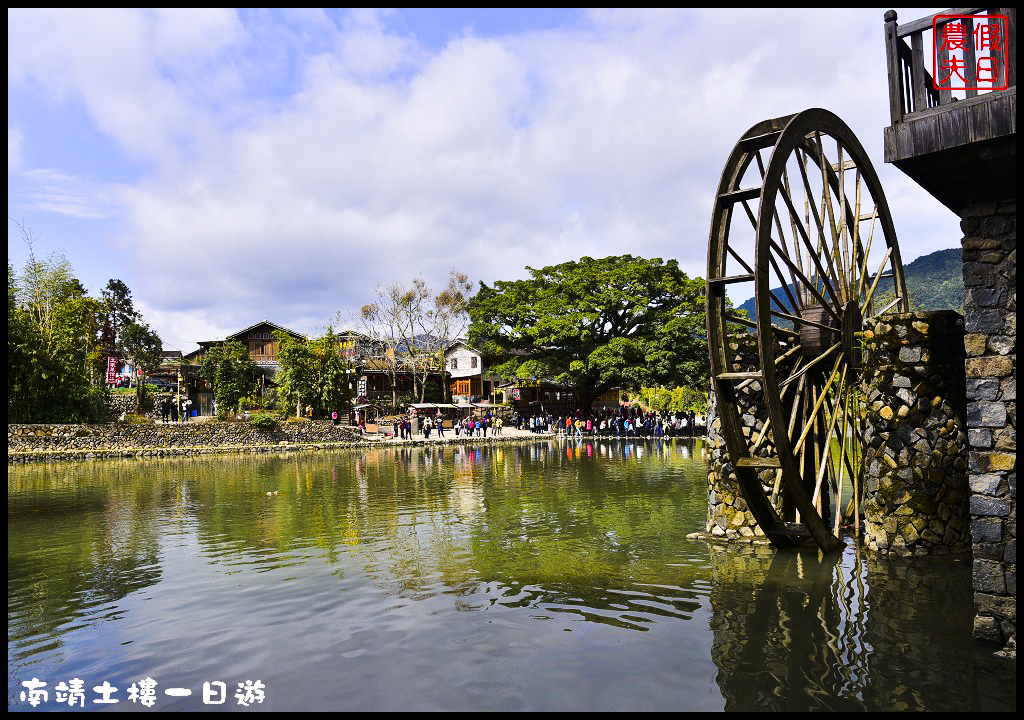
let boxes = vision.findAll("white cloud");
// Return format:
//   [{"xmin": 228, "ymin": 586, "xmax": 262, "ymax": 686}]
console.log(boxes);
[{"xmin": 8, "ymin": 7, "xmax": 961, "ymax": 350}]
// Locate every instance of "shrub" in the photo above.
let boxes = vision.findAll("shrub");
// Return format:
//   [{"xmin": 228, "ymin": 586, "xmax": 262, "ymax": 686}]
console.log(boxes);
[{"xmin": 248, "ymin": 412, "xmax": 277, "ymax": 431}]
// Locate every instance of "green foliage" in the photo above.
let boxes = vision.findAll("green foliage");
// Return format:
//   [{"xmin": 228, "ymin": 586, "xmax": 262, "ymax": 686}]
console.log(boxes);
[
  {"xmin": 200, "ymin": 339, "xmax": 257, "ymax": 413},
  {"xmin": 8, "ymin": 233, "xmax": 110, "ymax": 423},
  {"xmin": 119, "ymin": 320, "xmax": 162, "ymax": 406},
  {"xmin": 469, "ymin": 255, "xmax": 708, "ymax": 411},
  {"xmin": 100, "ymin": 279, "xmax": 139, "ymax": 355},
  {"xmin": 634, "ymin": 386, "xmax": 708, "ymax": 413},
  {"xmin": 248, "ymin": 412, "xmax": 278, "ymax": 431},
  {"xmin": 274, "ymin": 326, "xmax": 353, "ymax": 419}
]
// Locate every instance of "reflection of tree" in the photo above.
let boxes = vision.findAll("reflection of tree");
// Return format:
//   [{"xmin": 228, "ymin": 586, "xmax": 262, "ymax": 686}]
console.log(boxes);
[
  {"xmin": 707, "ymin": 543, "xmax": 986, "ymax": 711},
  {"xmin": 8, "ymin": 462, "xmax": 167, "ymax": 665}
]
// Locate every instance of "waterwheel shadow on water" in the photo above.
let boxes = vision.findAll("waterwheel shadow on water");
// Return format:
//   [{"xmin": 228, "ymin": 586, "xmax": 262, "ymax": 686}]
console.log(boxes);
[{"xmin": 706, "ymin": 108, "xmax": 909, "ymax": 553}]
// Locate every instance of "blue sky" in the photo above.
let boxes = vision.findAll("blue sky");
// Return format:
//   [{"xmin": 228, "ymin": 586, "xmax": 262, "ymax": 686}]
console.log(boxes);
[{"xmin": 8, "ymin": 8, "xmax": 959, "ymax": 353}]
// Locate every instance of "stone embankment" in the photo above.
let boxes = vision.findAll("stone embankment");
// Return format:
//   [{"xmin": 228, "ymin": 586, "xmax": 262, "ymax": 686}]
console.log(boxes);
[
  {"xmin": 705, "ymin": 332, "xmax": 774, "ymax": 543},
  {"xmin": 7, "ymin": 421, "xmax": 587, "ymax": 462}
]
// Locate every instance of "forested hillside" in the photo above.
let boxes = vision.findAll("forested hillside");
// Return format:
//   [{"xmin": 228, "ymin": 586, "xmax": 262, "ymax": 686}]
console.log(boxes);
[{"xmin": 736, "ymin": 247, "xmax": 964, "ymax": 320}]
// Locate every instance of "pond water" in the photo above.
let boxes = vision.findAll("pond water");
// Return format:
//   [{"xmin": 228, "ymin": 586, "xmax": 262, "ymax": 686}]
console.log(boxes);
[{"xmin": 7, "ymin": 440, "xmax": 1015, "ymax": 711}]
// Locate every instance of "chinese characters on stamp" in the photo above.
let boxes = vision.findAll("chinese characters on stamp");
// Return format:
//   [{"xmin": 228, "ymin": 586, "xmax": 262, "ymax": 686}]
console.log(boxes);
[{"xmin": 933, "ymin": 14, "xmax": 1010, "ymax": 91}]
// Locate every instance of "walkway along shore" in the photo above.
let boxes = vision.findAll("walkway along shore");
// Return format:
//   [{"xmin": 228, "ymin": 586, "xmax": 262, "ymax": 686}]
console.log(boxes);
[{"xmin": 8, "ymin": 421, "xmax": 706, "ymax": 463}]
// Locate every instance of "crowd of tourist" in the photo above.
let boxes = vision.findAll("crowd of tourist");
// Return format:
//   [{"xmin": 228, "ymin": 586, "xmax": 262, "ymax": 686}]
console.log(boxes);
[
  {"xmin": 512, "ymin": 406, "xmax": 704, "ymax": 438},
  {"xmin": 384, "ymin": 405, "xmax": 704, "ymax": 441}
]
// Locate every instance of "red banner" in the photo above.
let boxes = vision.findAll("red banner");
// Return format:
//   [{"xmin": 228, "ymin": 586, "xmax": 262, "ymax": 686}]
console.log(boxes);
[{"xmin": 107, "ymin": 357, "xmax": 118, "ymax": 385}]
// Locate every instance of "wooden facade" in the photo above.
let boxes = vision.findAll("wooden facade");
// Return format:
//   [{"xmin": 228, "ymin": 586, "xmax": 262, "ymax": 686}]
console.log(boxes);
[
  {"xmin": 444, "ymin": 341, "xmax": 501, "ymax": 403},
  {"xmin": 194, "ymin": 320, "xmax": 305, "ymax": 367}
]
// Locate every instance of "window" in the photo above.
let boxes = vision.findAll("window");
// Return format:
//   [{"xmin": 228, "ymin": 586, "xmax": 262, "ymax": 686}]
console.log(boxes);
[
  {"xmin": 471, "ymin": 356, "xmax": 478, "ymax": 369},
  {"xmin": 450, "ymin": 358, "xmax": 458, "ymax": 370}
]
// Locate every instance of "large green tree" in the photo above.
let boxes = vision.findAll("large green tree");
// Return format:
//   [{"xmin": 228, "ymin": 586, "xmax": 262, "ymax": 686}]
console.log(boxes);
[
  {"xmin": 274, "ymin": 327, "xmax": 352, "ymax": 419},
  {"xmin": 8, "ymin": 251, "xmax": 107, "ymax": 423},
  {"xmin": 199, "ymin": 339, "xmax": 257, "ymax": 414},
  {"xmin": 468, "ymin": 255, "xmax": 707, "ymax": 412}
]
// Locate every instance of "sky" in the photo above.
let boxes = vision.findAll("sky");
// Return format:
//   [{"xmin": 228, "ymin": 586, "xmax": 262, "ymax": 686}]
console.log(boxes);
[{"xmin": 8, "ymin": 8, "xmax": 962, "ymax": 354}]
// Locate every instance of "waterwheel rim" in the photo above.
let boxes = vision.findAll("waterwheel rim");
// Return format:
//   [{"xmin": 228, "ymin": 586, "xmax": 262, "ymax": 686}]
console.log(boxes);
[{"xmin": 707, "ymin": 109, "xmax": 908, "ymax": 553}]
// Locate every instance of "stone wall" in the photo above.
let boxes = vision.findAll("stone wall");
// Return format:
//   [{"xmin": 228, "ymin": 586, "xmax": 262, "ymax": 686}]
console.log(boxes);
[
  {"xmin": 960, "ymin": 199, "xmax": 1016, "ymax": 654},
  {"xmin": 8, "ymin": 420, "xmax": 363, "ymax": 461},
  {"xmin": 705, "ymin": 332, "xmax": 774, "ymax": 542},
  {"xmin": 707, "ymin": 313, "xmax": 973, "ymax": 557},
  {"xmin": 860, "ymin": 311, "xmax": 970, "ymax": 556}
]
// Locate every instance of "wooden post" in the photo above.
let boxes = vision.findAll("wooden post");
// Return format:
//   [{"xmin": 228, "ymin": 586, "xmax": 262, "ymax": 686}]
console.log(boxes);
[{"xmin": 884, "ymin": 10, "xmax": 904, "ymax": 124}]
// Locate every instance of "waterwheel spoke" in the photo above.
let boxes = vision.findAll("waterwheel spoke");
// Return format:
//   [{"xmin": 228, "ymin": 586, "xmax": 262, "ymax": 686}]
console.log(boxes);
[
  {"xmin": 794, "ymin": 145, "xmax": 845, "ymax": 307},
  {"xmin": 779, "ymin": 342, "xmax": 840, "ymax": 390},
  {"xmin": 811, "ymin": 365, "xmax": 848, "ymax": 520},
  {"xmin": 833, "ymin": 392, "xmax": 852, "ymax": 535},
  {"xmin": 855, "ymin": 206, "xmax": 879, "ymax": 300},
  {"xmin": 814, "ymin": 131, "xmax": 849, "ymax": 303},
  {"xmin": 787, "ymin": 374, "xmax": 807, "ymax": 442},
  {"xmin": 768, "ymin": 239, "xmax": 842, "ymax": 324},
  {"xmin": 760, "ymin": 157, "xmax": 808, "ymax": 311},
  {"xmin": 777, "ymin": 183, "xmax": 844, "ymax": 312},
  {"xmin": 725, "ymin": 311, "xmax": 799, "ymax": 339},
  {"xmin": 862, "ymin": 246, "xmax": 894, "ymax": 311},
  {"xmin": 850, "ymin": 167, "xmax": 863, "ymax": 296},
  {"xmin": 837, "ymin": 140, "xmax": 852, "ymax": 302},
  {"xmin": 874, "ymin": 295, "xmax": 903, "ymax": 317},
  {"xmin": 726, "ymin": 242, "xmax": 755, "ymax": 276},
  {"xmin": 793, "ymin": 351, "xmax": 844, "ymax": 455},
  {"xmin": 768, "ymin": 251, "xmax": 804, "ymax": 313},
  {"xmin": 770, "ymin": 308, "xmax": 838, "ymax": 333}
]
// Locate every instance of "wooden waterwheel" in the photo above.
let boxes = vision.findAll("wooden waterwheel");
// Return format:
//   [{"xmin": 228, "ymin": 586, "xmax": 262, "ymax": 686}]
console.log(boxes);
[{"xmin": 707, "ymin": 109, "xmax": 909, "ymax": 553}]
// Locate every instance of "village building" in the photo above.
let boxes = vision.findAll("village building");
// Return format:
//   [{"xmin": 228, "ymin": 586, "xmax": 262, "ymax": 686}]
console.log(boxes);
[
  {"xmin": 185, "ymin": 320, "xmax": 306, "ymax": 415},
  {"xmin": 444, "ymin": 341, "xmax": 503, "ymax": 404}
]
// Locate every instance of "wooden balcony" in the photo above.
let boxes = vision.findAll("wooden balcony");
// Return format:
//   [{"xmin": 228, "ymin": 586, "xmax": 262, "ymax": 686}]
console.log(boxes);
[{"xmin": 883, "ymin": 8, "xmax": 1016, "ymax": 214}]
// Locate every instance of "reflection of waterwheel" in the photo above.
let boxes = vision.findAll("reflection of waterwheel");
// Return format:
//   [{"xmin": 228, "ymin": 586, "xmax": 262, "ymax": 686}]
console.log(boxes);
[{"xmin": 707, "ymin": 109, "xmax": 908, "ymax": 553}]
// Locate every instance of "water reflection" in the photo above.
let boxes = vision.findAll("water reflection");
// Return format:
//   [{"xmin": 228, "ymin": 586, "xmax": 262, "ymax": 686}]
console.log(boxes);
[
  {"xmin": 7, "ymin": 440, "xmax": 1014, "ymax": 712},
  {"xmin": 708, "ymin": 543, "xmax": 1005, "ymax": 711}
]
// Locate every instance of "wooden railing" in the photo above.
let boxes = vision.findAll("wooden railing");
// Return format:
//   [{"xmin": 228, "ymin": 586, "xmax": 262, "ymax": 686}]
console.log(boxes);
[{"xmin": 885, "ymin": 8, "xmax": 1016, "ymax": 125}]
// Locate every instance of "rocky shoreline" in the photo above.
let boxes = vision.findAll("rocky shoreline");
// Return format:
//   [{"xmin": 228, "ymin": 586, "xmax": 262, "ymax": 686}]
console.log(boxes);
[{"xmin": 8, "ymin": 421, "xmax": 702, "ymax": 463}]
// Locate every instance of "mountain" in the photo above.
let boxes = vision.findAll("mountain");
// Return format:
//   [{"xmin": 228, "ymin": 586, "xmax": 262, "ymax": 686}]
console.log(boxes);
[{"xmin": 735, "ymin": 247, "xmax": 963, "ymax": 322}]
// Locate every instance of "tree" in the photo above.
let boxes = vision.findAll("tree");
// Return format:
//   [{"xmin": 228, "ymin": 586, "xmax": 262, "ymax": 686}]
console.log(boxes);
[
  {"xmin": 274, "ymin": 327, "xmax": 352, "ymax": 419},
  {"xmin": 357, "ymin": 279, "xmax": 428, "ymax": 409},
  {"xmin": 119, "ymin": 320, "xmax": 163, "ymax": 406},
  {"xmin": 8, "ymin": 222, "xmax": 108, "ymax": 422},
  {"xmin": 199, "ymin": 340, "xmax": 257, "ymax": 414},
  {"xmin": 100, "ymin": 279, "xmax": 140, "ymax": 355},
  {"xmin": 468, "ymin": 255, "xmax": 707, "ymax": 412},
  {"xmin": 429, "ymin": 270, "xmax": 474, "ymax": 402},
  {"xmin": 356, "ymin": 271, "xmax": 473, "ymax": 407}
]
